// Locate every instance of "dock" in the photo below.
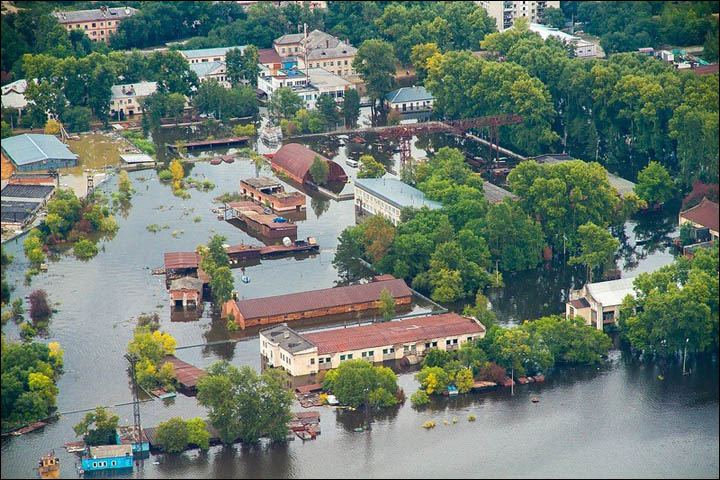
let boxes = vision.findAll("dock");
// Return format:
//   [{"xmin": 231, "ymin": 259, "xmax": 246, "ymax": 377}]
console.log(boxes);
[
  {"xmin": 223, "ymin": 201, "xmax": 297, "ymax": 239},
  {"xmin": 167, "ymin": 137, "xmax": 249, "ymax": 152}
]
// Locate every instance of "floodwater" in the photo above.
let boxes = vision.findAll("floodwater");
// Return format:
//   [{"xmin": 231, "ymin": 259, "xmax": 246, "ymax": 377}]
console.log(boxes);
[{"xmin": 1, "ymin": 123, "xmax": 717, "ymax": 479}]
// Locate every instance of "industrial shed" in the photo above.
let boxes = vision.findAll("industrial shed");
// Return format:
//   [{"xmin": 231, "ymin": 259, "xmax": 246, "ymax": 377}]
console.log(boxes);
[
  {"xmin": 270, "ymin": 143, "xmax": 347, "ymax": 185},
  {"xmin": 1, "ymin": 134, "xmax": 77, "ymax": 172}
]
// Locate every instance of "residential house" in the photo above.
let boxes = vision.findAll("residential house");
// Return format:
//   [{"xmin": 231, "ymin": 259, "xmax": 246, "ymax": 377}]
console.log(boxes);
[
  {"xmin": 52, "ymin": 6, "xmax": 138, "ymax": 42},
  {"xmin": 566, "ymin": 277, "xmax": 636, "ymax": 330},
  {"xmin": 385, "ymin": 86, "xmax": 435, "ymax": 113},
  {"xmin": 354, "ymin": 177, "xmax": 442, "ymax": 226},
  {"xmin": 477, "ymin": 1, "xmax": 560, "ymax": 31},
  {"xmin": 260, "ymin": 313, "xmax": 486, "ymax": 377},
  {"xmin": 1, "ymin": 79, "xmax": 30, "ymax": 118},
  {"xmin": 109, "ymin": 81, "xmax": 157, "ymax": 118},
  {"xmin": 679, "ymin": 198, "xmax": 719, "ymax": 242}
]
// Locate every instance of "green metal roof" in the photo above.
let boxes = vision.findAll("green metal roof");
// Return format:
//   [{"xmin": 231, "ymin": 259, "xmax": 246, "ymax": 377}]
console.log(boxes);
[{"xmin": 1, "ymin": 134, "xmax": 77, "ymax": 166}]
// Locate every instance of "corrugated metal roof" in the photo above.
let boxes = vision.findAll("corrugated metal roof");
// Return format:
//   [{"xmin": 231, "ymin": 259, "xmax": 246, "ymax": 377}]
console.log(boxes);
[
  {"xmin": 680, "ymin": 198, "xmax": 719, "ymax": 232},
  {"xmin": 189, "ymin": 61, "xmax": 226, "ymax": 78},
  {"xmin": 354, "ymin": 177, "xmax": 442, "ymax": 210},
  {"xmin": 304, "ymin": 313, "xmax": 485, "ymax": 355},
  {"xmin": 162, "ymin": 355, "xmax": 206, "ymax": 389},
  {"xmin": 385, "ymin": 86, "xmax": 434, "ymax": 104},
  {"xmin": 236, "ymin": 278, "xmax": 412, "ymax": 320},
  {"xmin": 482, "ymin": 181, "xmax": 517, "ymax": 204},
  {"xmin": 110, "ymin": 82, "xmax": 157, "ymax": 99},
  {"xmin": 88, "ymin": 444, "xmax": 132, "ymax": 459},
  {"xmin": 1, "ymin": 183, "xmax": 55, "ymax": 199},
  {"xmin": 179, "ymin": 45, "xmax": 246, "ymax": 59},
  {"xmin": 586, "ymin": 277, "xmax": 636, "ymax": 308},
  {"xmin": 119, "ymin": 154, "xmax": 154, "ymax": 164},
  {"xmin": 1, "ymin": 200, "xmax": 41, "ymax": 223},
  {"xmin": 53, "ymin": 7, "xmax": 137, "ymax": 24},
  {"xmin": 1, "ymin": 134, "xmax": 77, "ymax": 166},
  {"xmin": 271, "ymin": 143, "xmax": 347, "ymax": 183},
  {"xmin": 258, "ymin": 48, "xmax": 283, "ymax": 64},
  {"xmin": 164, "ymin": 252, "xmax": 200, "ymax": 270}
]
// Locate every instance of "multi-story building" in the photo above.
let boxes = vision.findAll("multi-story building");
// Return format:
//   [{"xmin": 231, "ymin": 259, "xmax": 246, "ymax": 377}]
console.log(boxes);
[
  {"xmin": 354, "ymin": 178, "xmax": 442, "ymax": 226},
  {"xmin": 259, "ymin": 313, "xmax": 487, "ymax": 377},
  {"xmin": 109, "ymin": 81, "xmax": 157, "ymax": 118},
  {"xmin": 566, "ymin": 277, "xmax": 636, "ymax": 330},
  {"xmin": 258, "ymin": 67, "xmax": 354, "ymax": 110},
  {"xmin": 189, "ymin": 61, "xmax": 230, "ymax": 88},
  {"xmin": 178, "ymin": 46, "xmax": 247, "ymax": 64},
  {"xmin": 477, "ymin": 1, "xmax": 560, "ymax": 31},
  {"xmin": 52, "ymin": 6, "xmax": 138, "ymax": 42},
  {"xmin": 273, "ymin": 30, "xmax": 357, "ymax": 79},
  {"xmin": 529, "ymin": 23, "xmax": 597, "ymax": 58}
]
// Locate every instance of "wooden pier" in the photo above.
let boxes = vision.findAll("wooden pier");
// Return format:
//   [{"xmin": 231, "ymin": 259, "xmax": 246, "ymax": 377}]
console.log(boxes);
[{"xmin": 167, "ymin": 137, "xmax": 249, "ymax": 152}]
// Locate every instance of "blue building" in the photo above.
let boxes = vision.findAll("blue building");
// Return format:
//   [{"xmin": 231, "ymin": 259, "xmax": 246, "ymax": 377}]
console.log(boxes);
[
  {"xmin": 116, "ymin": 425, "xmax": 150, "ymax": 453},
  {"xmin": 1, "ymin": 134, "xmax": 77, "ymax": 172},
  {"xmin": 81, "ymin": 445, "xmax": 134, "ymax": 472}
]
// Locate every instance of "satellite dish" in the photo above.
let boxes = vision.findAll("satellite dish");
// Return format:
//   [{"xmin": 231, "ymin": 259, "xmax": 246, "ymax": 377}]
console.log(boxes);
[{"xmin": 282, "ymin": 237, "xmax": 292, "ymax": 247}]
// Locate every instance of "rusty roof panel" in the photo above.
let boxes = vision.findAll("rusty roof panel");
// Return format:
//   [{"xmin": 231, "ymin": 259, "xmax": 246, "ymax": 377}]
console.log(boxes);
[
  {"xmin": 164, "ymin": 252, "xmax": 200, "ymax": 270},
  {"xmin": 304, "ymin": 313, "xmax": 485, "ymax": 355},
  {"xmin": 235, "ymin": 278, "xmax": 412, "ymax": 320}
]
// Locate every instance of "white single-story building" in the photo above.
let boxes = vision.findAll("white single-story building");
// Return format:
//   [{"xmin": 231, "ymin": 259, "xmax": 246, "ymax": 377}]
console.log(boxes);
[{"xmin": 385, "ymin": 86, "xmax": 435, "ymax": 113}]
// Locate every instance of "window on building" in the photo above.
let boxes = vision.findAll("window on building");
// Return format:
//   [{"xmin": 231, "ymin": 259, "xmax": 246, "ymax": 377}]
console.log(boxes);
[
  {"xmin": 93, "ymin": 463, "xmax": 97, "ymax": 468},
  {"xmin": 467, "ymin": 337, "xmax": 473, "ymax": 342},
  {"xmin": 603, "ymin": 311, "xmax": 615, "ymax": 321},
  {"xmin": 453, "ymin": 339, "xmax": 458, "ymax": 344},
  {"xmin": 404, "ymin": 345, "xmax": 409, "ymax": 351},
  {"xmin": 432, "ymin": 341, "xmax": 438, "ymax": 347},
  {"xmin": 368, "ymin": 350, "xmax": 373, "ymax": 356},
  {"xmin": 318, "ymin": 357, "xmax": 324, "ymax": 364},
  {"xmin": 425, "ymin": 342, "xmax": 431, "ymax": 348},
  {"xmin": 310, "ymin": 358, "xmax": 315, "ymax": 364},
  {"xmin": 347, "ymin": 354, "xmax": 353, "ymax": 359},
  {"xmin": 111, "ymin": 461, "xmax": 116, "ymax": 466},
  {"xmin": 92, "ymin": 23, "xmax": 96, "ymax": 27},
  {"xmin": 446, "ymin": 339, "xmax": 451, "ymax": 345},
  {"xmin": 340, "ymin": 354, "xmax": 346, "ymax": 360},
  {"xmin": 382, "ymin": 348, "xmax": 388, "ymax": 355},
  {"xmin": 326, "ymin": 357, "xmax": 331, "ymax": 363}
]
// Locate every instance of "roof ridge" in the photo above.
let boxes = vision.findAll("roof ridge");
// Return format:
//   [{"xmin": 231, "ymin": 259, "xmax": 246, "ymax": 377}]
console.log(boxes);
[{"xmin": 24, "ymin": 134, "xmax": 50, "ymax": 161}]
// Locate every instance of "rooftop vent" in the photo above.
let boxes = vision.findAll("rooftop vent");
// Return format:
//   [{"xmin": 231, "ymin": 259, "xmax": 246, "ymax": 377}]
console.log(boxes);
[{"xmin": 284, "ymin": 331, "xmax": 290, "ymax": 339}]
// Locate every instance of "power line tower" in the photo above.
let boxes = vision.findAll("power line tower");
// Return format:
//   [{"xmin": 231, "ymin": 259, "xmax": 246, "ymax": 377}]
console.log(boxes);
[
  {"xmin": 86, "ymin": 175, "xmax": 94, "ymax": 197},
  {"xmin": 124, "ymin": 353, "xmax": 143, "ymax": 467}
]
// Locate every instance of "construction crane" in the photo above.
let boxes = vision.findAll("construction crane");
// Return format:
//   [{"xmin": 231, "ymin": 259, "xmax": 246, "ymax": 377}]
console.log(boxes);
[{"xmin": 377, "ymin": 113, "xmax": 523, "ymax": 166}]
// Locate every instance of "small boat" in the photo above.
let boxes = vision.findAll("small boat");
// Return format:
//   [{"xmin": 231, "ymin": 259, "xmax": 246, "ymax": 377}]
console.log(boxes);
[
  {"xmin": 38, "ymin": 452, "xmax": 60, "ymax": 479},
  {"xmin": 210, "ymin": 158, "xmax": 222, "ymax": 165},
  {"xmin": 353, "ymin": 427, "xmax": 364, "ymax": 432},
  {"xmin": 222, "ymin": 156, "xmax": 234, "ymax": 164},
  {"xmin": 241, "ymin": 275, "xmax": 250, "ymax": 284},
  {"xmin": 64, "ymin": 441, "xmax": 86, "ymax": 453},
  {"xmin": 345, "ymin": 159, "xmax": 359, "ymax": 168},
  {"xmin": 447, "ymin": 385, "xmax": 458, "ymax": 396},
  {"xmin": 352, "ymin": 136, "xmax": 365, "ymax": 144},
  {"xmin": 531, "ymin": 396, "xmax": 539, "ymax": 403},
  {"xmin": 40, "ymin": 263, "xmax": 48, "ymax": 272}
]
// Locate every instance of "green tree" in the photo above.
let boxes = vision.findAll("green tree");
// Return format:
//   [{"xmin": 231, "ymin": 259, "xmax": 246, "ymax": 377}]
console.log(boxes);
[
  {"xmin": 455, "ymin": 368, "xmax": 474, "ymax": 393},
  {"xmin": 73, "ymin": 406, "xmax": 119, "ymax": 446},
  {"xmin": 569, "ymin": 222, "xmax": 619, "ymax": 282},
  {"xmin": 410, "ymin": 43, "xmax": 439, "ymax": 83},
  {"xmin": 150, "ymin": 51, "xmax": 198, "ymax": 96},
  {"xmin": 73, "ymin": 238, "xmax": 98, "ymax": 260},
  {"xmin": 495, "ymin": 327, "xmax": 553, "ymax": 377},
  {"xmin": 187, "ymin": 418, "xmax": 210, "ymax": 449},
  {"xmin": 353, "ymin": 39, "xmax": 397, "ymax": 122},
  {"xmin": 309, "ymin": 155, "xmax": 330, "ymax": 185},
  {"xmin": 378, "ymin": 287, "xmax": 396, "ymax": 322},
  {"xmin": 634, "ymin": 161, "xmax": 674, "ymax": 206},
  {"xmin": 415, "ymin": 366, "xmax": 449, "ymax": 395},
  {"xmin": 209, "ymin": 266, "xmax": 234, "ymax": 304},
  {"xmin": 542, "ymin": 7, "xmax": 566, "ymax": 29},
  {"xmin": 322, "ymin": 360, "xmax": 399, "ymax": 408},
  {"xmin": 268, "ymin": 87, "xmax": 305, "ymax": 122},
  {"xmin": 703, "ymin": 28, "xmax": 719, "ymax": 63},
  {"xmin": 332, "ymin": 226, "xmax": 367, "ymax": 283},
  {"xmin": 61, "ymin": 106, "xmax": 92, "ymax": 133},
  {"xmin": 155, "ymin": 417, "xmax": 189, "ymax": 453},
  {"xmin": 166, "ymin": 93, "xmax": 186, "ymax": 124},
  {"xmin": 523, "ymin": 315, "xmax": 612, "ymax": 365},
  {"xmin": 410, "ymin": 389, "xmax": 430, "ymax": 407},
  {"xmin": 480, "ymin": 198, "xmax": 544, "ymax": 271},
  {"xmin": 357, "ymin": 155, "xmax": 386, "ymax": 179},
  {"xmin": 315, "ymin": 93, "xmax": 339, "ymax": 128},
  {"xmin": 1, "ymin": 120, "xmax": 12, "ymax": 139},
  {"xmin": 341, "ymin": 88, "xmax": 361, "ymax": 128}
]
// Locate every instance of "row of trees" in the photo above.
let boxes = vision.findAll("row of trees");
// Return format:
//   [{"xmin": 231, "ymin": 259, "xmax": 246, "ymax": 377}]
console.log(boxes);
[
  {"xmin": 411, "ymin": 302, "xmax": 612, "ymax": 405},
  {"xmin": 270, "ymin": 87, "xmax": 361, "ymax": 132},
  {"xmin": 421, "ymin": 20, "xmax": 719, "ymax": 188}
]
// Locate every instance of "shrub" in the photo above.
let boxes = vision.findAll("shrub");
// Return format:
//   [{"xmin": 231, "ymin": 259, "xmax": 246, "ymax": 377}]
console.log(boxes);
[
  {"xmin": 73, "ymin": 238, "xmax": 98, "ymax": 260},
  {"xmin": 158, "ymin": 169, "xmax": 173, "ymax": 181},
  {"xmin": 29, "ymin": 290, "xmax": 51, "ymax": 324},
  {"xmin": 422, "ymin": 420, "xmax": 435, "ymax": 429},
  {"xmin": 410, "ymin": 390, "xmax": 430, "ymax": 407},
  {"xmin": 20, "ymin": 322, "xmax": 37, "ymax": 341}
]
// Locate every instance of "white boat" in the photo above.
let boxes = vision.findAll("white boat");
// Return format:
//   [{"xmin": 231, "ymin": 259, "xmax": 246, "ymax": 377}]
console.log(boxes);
[{"xmin": 345, "ymin": 159, "xmax": 359, "ymax": 168}]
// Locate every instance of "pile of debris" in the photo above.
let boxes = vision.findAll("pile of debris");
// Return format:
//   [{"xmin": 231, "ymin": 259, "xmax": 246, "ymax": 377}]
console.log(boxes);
[{"xmin": 290, "ymin": 411, "xmax": 321, "ymax": 441}]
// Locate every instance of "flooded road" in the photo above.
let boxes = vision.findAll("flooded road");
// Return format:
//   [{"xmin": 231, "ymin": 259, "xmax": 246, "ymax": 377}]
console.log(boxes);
[{"xmin": 1, "ymin": 125, "xmax": 717, "ymax": 478}]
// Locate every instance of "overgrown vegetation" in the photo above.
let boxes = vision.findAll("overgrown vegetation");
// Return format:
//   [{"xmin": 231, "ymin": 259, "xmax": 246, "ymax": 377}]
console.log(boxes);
[
  {"xmin": 322, "ymin": 359, "xmax": 401, "ymax": 409},
  {"xmin": 126, "ymin": 326, "xmax": 178, "ymax": 392}
]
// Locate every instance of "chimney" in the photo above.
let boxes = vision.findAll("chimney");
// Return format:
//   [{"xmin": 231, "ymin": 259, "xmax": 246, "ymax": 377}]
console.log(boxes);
[
  {"xmin": 326, "ymin": 39, "xmax": 329, "ymax": 48},
  {"xmin": 125, "ymin": 6, "xmax": 130, "ymax": 15}
]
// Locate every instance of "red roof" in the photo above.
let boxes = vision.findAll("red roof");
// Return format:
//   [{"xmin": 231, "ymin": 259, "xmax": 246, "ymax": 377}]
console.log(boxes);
[
  {"xmin": 164, "ymin": 252, "xmax": 200, "ymax": 270},
  {"xmin": 162, "ymin": 355, "xmax": 206, "ymax": 389},
  {"xmin": 258, "ymin": 48, "xmax": 282, "ymax": 65},
  {"xmin": 680, "ymin": 197, "xmax": 719, "ymax": 232},
  {"xmin": 692, "ymin": 64, "xmax": 719, "ymax": 75},
  {"xmin": 271, "ymin": 143, "xmax": 347, "ymax": 184},
  {"xmin": 304, "ymin": 313, "xmax": 486, "ymax": 355},
  {"xmin": 235, "ymin": 278, "xmax": 412, "ymax": 320}
]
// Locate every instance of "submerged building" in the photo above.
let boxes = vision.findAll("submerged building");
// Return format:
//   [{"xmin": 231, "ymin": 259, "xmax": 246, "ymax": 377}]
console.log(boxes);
[
  {"xmin": 566, "ymin": 277, "xmax": 636, "ymax": 330},
  {"xmin": 260, "ymin": 313, "xmax": 487, "ymax": 376}
]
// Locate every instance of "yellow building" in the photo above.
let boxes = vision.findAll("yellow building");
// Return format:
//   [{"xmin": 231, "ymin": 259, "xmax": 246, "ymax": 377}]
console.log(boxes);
[
  {"xmin": 260, "ymin": 313, "xmax": 486, "ymax": 377},
  {"xmin": 52, "ymin": 6, "xmax": 138, "ymax": 42},
  {"xmin": 273, "ymin": 30, "xmax": 357, "ymax": 80}
]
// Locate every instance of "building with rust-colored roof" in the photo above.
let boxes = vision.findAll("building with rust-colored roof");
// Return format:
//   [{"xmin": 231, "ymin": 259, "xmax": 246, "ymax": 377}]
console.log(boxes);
[
  {"xmin": 270, "ymin": 143, "xmax": 347, "ymax": 186},
  {"xmin": 259, "ymin": 313, "xmax": 486, "ymax": 376},
  {"xmin": 223, "ymin": 277, "xmax": 412, "ymax": 329},
  {"xmin": 679, "ymin": 197, "xmax": 719, "ymax": 241}
]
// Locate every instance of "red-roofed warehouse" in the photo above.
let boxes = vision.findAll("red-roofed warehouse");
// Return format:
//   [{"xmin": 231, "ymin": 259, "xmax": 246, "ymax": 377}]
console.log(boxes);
[{"xmin": 270, "ymin": 143, "xmax": 347, "ymax": 185}]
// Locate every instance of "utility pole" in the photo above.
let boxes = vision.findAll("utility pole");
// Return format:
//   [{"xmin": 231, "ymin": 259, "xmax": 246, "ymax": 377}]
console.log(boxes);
[
  {"xmin": 303, "ymin": 23, "xmax": 309, "ymax": 82},
  {"xmin": 511, "ymin": 368, "xmax": 514, "ymax": 396},
  {"xmin": 682, "ymin": 338, "xmax": 690, "ymax": 375},
  {"xmin": 124, "ymin": 353, "xmax": 143, "ymax": 467},
  {"xmin": 496, "ymin": 259, "xmax": 499, "ymax": 285}
]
